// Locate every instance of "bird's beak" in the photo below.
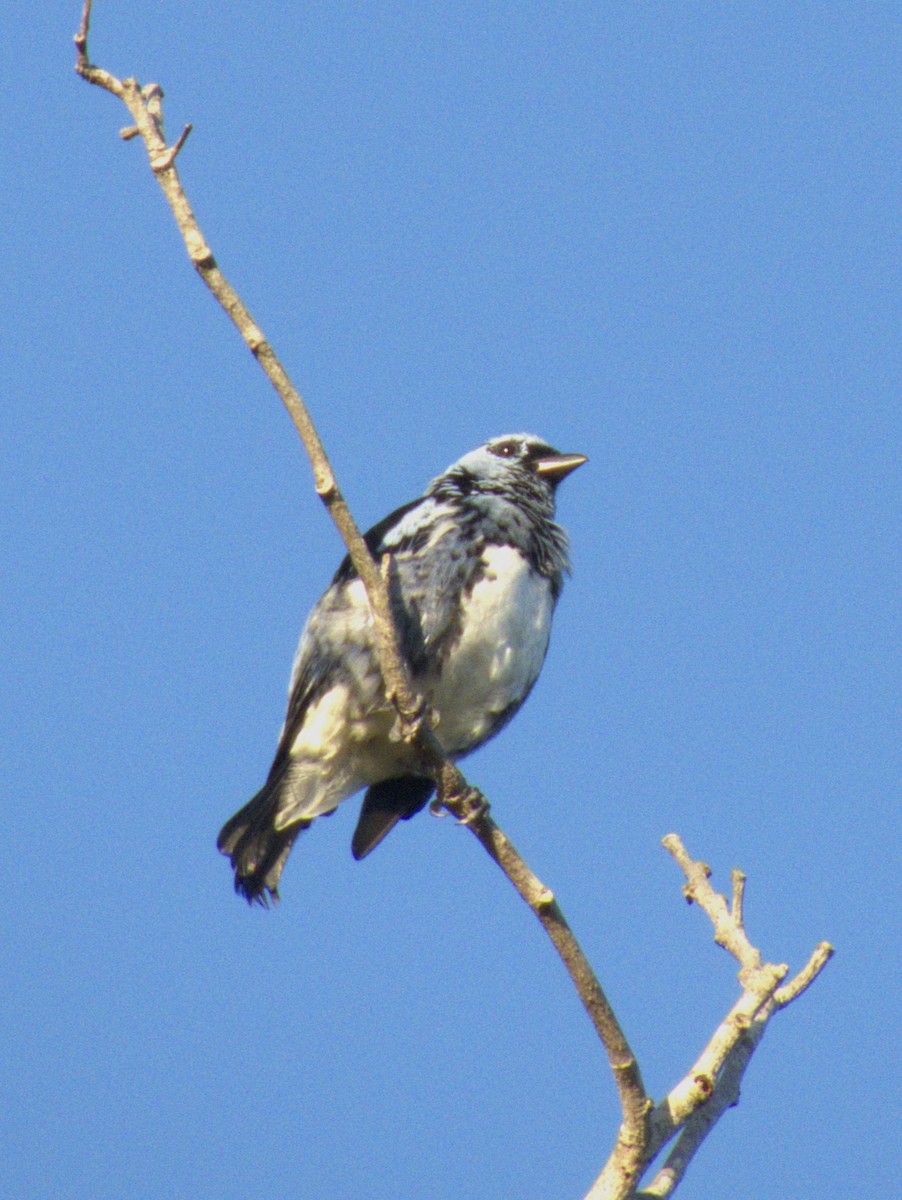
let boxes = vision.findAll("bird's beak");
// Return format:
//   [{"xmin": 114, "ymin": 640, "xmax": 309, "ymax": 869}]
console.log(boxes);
[{"xmin": 535, "ymin": 452, "xmax": 588, "ymax": 481}]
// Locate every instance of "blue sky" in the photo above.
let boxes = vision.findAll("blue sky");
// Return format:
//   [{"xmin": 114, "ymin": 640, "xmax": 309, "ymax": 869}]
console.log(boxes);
[{"xmin": 3, "ymin": 4, "xmax": 899, "ymax": 1198}]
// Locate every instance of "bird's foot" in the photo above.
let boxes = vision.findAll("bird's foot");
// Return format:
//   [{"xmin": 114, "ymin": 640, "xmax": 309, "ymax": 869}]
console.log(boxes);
[
  {"xmin": 456, "ymin": 787, "xmax": 491, "ymax": 826},
  {"xmin": 429, "ymin": 786, "xmax": 489, "ymax": 825}
]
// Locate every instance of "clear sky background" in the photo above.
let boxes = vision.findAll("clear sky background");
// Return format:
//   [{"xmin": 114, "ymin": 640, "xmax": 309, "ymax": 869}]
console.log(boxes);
[{"xmin": 3, "ymin": 4, "xmax": 898, "ymax": 1198}]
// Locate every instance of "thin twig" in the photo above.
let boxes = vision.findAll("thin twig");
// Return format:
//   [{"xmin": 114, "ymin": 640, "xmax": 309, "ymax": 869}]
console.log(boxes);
[
  {"xmin": 151, "ymin": 121, "xmax": 192, "ymax": 170},
  {"xmin": 730, "ymin": 868, "xmax": 746, "ymax": 926},
  {"xmin": 73, "ymin": 4, "xmax": 648, "ymax": 1169},
  {"xmin": 468, "ymin": 811, "xmax": 650, "ymax": 1162},
  {"xmin": 662, "ymin": 833, "xmax": 763, "ymax": 977},
  {"xmin": 775, "ymin": 941, "xmax": 834, "ymax": 1007},
  {"xmin": 75, "ymin": 2, "xmax": 421, "ymax": 734}
]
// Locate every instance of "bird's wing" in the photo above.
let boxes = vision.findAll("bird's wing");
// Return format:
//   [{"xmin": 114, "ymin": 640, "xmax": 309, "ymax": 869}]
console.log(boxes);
[
  {"xmin": 269, "ymin": 494, "xmax": 484, "ymax": 775},
  {"xmin": 330, "ymin": 497, "xmax": 426, "ymax": 584},
  {"xmin": 333, "ymin": 494, "xmax": 483, "ymax": 676},
  {"xmin": 267, "ymin": 497, "xmax": 428, "ymax": 777},
  {"xmin": 266, "ymin": 637, "xmax": 332, "ymax": 780}
]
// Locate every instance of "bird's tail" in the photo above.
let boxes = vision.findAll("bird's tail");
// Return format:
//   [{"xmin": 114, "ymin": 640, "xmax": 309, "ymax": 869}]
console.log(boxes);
[{"xmin": 217, "ymin": 776, "xmax": 312, "ymax": 906}]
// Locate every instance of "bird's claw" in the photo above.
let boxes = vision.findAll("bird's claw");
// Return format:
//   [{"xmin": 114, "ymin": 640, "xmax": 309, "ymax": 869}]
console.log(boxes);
[
  {"xmin": 428, "ymin": 787, "xmax": 490, "ymax": 826},
  {"xmin": 455, "ymin": 789, "xmax": 490, "ymax": 826}
]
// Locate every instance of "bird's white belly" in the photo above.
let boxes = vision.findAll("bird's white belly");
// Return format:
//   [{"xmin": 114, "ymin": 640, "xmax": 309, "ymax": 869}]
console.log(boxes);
[{"xmin": 428, "ymin": 544, "xmax": 553, "ymax": 754}]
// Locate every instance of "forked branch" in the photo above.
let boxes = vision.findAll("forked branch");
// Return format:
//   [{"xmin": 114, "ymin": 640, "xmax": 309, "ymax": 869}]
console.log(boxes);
[{"xmin": 612, "ymin": 836, "xmax": 832, "ymax": 1200}]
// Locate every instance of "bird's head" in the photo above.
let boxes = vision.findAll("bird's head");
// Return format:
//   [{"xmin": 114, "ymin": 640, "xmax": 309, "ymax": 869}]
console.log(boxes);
[{"xmin": 430, "ymin": 433, "xmax": 587, "ymax": 510}]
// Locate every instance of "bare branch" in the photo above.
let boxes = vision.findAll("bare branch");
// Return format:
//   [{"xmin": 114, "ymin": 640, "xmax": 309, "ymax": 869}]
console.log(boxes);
[
  {"xmin": 73, "ymin": 3, "xmax": 648, "ymax": 1161},
  {"xmin": 730, "ymin": 867, "xmax": 746, "ymax": 926},
  {"xmin": 638, "ymin": 1016, "xmax": 763, "ymax": 1198},
  {"xmin": 775, "ymin": 940, "xmax": 834, "ymax": 1007},
  {"xmin": 643, "ymin": 971, "xmax": 779, "ymax": 1165},
  {"xmin": 152, "ymin": 121, "xmax": 192, "ymax": 170},
  {"xmin": 73, "ymin": 0, "xmax": 92, "ymax": 64},
  {"xmin": 619, "ymin": 837, "xmax": 832, "ymax": 1197},
  {"xmin": 662, "ymin": 833, "xmax": 766, "ymax": 980},
  {"xmin": 74, "ymin": 0, "xmax": 425, "ymax": 741},
  {"xmin": 467, "ymin": 810, "xmax": 650, "ymax": 1179}
]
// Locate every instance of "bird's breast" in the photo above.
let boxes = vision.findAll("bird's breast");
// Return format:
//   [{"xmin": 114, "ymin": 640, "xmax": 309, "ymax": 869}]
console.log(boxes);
[{"xmin": 427, "ymin": 543, "xmax": 554, "ymax": 755}]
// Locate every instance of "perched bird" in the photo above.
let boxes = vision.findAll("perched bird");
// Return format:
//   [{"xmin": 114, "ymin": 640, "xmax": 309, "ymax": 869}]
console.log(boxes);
[{"xmin": 218, "ymin": 433, "xmax": 586, "ymax": 904}]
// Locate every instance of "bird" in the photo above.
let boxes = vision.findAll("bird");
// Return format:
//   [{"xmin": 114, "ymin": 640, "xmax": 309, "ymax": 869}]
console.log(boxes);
[{"xmin": 217, "ymin": 432, "xmax": 586, "ymax": 904}]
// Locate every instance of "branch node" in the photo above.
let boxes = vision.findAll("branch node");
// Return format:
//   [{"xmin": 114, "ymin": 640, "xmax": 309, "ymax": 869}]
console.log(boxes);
[
  {"xmin": 731, "ymin": 1009, "xmax": 753, "ymax": 1033},
  {"xmin": 191, "ymin": 247, "xmax": 216, "ymax": 270},
  {"xmin": 120, "ymin": 125, "xmax": 140, "ymax": 141},
  {"xmin": 141, "ymin": 81, "xmax": 164, "ymax": 110},
  {"xmin": 151, "ymin": 123, "xmax": 193, "ymax": 171},
  {"xmin": 243, "ymin": 328, "xmax": 267, "ymax": 356},
  {"xmin": 738, "ymin": 961, "xmax": 788, "ymax": 1000}
]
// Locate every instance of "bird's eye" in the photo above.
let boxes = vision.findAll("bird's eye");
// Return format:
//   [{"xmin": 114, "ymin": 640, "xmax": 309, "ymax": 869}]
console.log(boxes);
[{"xmin": 491, "ymin": 440, "xmax": 519, "ymax": 458}]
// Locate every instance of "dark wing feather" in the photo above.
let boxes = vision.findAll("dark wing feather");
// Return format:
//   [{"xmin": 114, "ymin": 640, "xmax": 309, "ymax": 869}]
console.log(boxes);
[
  {"xmin": 268, "ymin": 497, "xmax": 427, "ymax": 777},
  {"xmin": 267, "ymin": 653, "xmax": 328, "ymax": 778},
  {"xmin": 331, "ymin": 498, "xmax": 426, "ymax": 584},
  {"xmin": 332, "ymin": 494, "xmax": 479, "ymax": 678},
  {"xmin": 269, "ymin": 492, "xmax": 480, "ymax": 785}
]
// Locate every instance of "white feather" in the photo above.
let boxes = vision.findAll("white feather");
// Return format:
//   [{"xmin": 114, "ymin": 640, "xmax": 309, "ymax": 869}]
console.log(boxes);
[{"xmin": 429, "ymin": 545, "xmax": 553, "ymax": 753}]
